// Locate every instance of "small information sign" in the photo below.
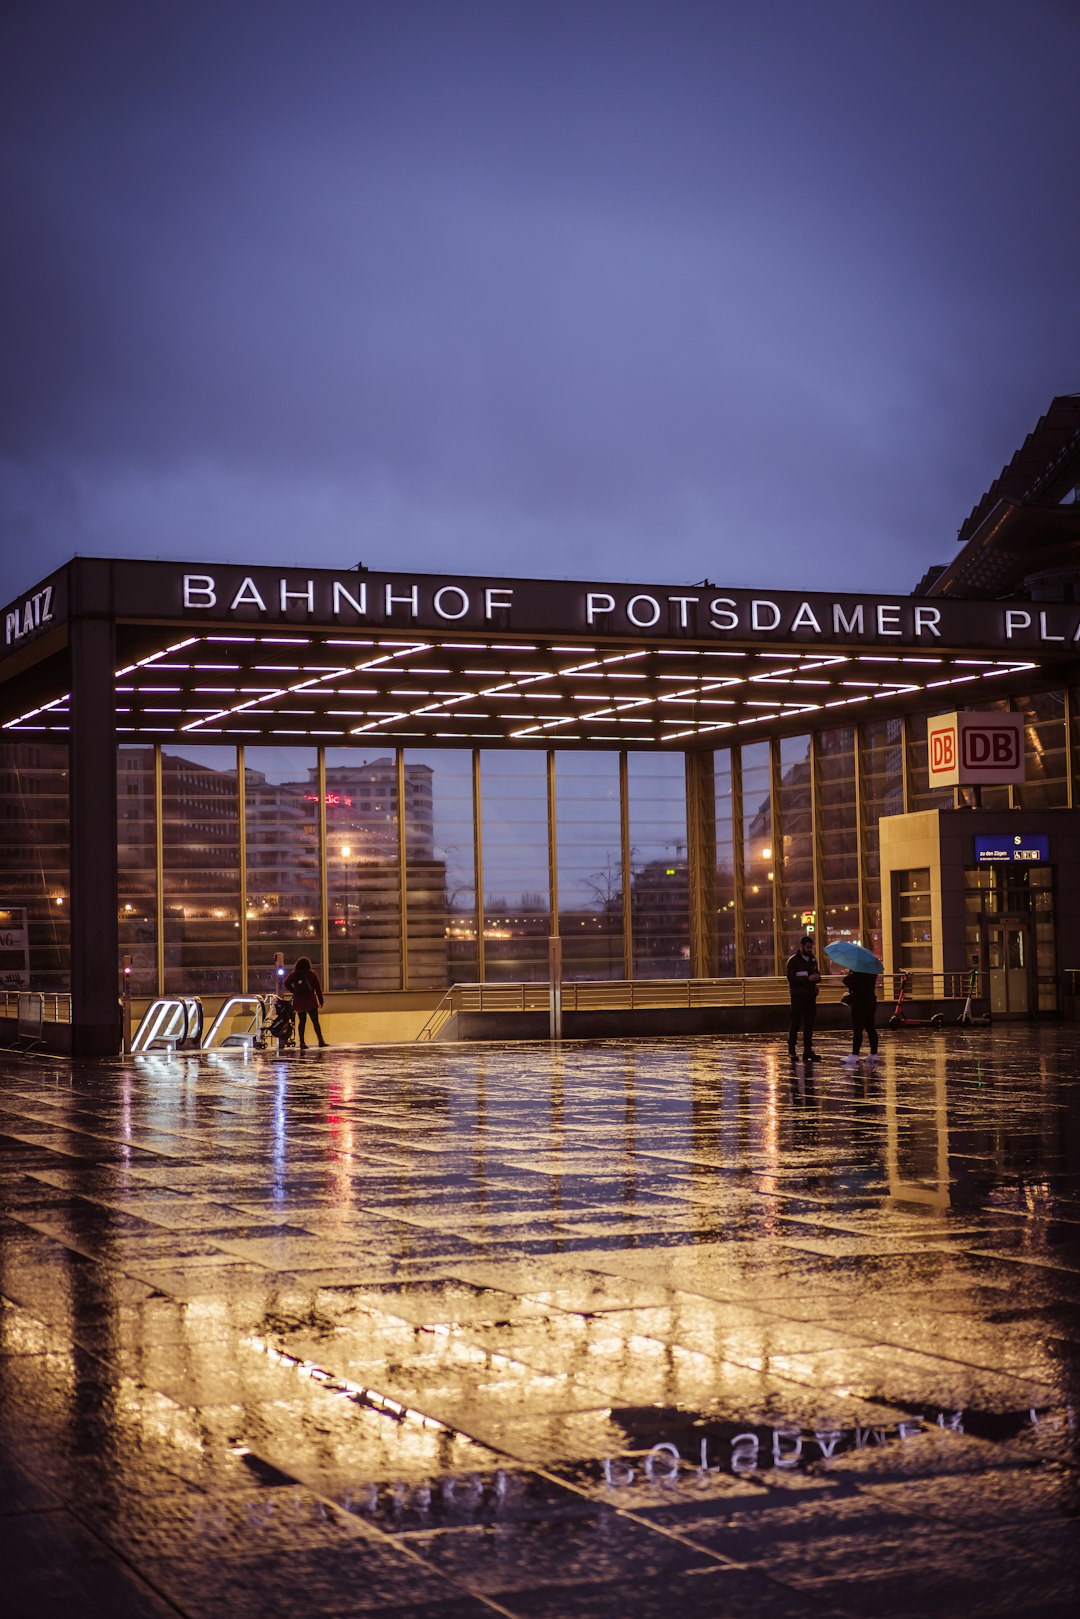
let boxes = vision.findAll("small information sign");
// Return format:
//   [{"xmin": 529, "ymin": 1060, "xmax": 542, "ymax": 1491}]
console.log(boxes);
[{"xmin": 974, "ymin": 834, "xmax": 1049, "ymax": 864}]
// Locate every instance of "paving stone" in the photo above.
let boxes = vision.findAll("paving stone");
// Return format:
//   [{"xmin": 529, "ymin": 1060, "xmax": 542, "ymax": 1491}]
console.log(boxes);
[{"xmin": 0, "ymin": 1026, "xmax": 1078, "ymax": 1616}]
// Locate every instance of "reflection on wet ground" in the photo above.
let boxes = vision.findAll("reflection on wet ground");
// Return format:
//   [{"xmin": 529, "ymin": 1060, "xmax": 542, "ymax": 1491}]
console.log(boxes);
[{"xmin": 1, "ymin": 1027, "xmax": 1079, "ymax": 1616}]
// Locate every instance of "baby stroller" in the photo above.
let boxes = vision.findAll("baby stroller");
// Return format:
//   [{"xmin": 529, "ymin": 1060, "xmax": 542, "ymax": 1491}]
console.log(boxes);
[{"xmin": 266, "ymin": 994, "xmax": 296, "ymax": 1052}]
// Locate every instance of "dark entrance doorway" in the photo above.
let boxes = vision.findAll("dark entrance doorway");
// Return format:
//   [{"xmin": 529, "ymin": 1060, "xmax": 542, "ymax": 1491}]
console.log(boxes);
[{"xmin": 967, "ymin": 865, "xmax": 1056, "ymax": 1016}]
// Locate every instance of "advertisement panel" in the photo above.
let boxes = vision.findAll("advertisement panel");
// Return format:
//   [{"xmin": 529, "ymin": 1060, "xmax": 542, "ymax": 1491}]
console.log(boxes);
[{"xmin": 0, "ymin": 907, "xmax": 30, "ymax": 989}]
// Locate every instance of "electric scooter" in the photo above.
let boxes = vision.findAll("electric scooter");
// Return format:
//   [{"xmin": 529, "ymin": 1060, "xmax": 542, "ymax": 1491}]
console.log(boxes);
[
  {"xmin": 888, "ymin": 972, "xmax": 944, "ymax": 1029},
  {"xmin": 957, "ymin": 965, "xmax": 990, "ymax": 1026}
]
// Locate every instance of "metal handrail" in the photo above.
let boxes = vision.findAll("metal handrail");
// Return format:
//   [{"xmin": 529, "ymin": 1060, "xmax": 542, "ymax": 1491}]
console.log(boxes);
[
  {"xmin": 413, "ymin": 971, "xmax": 974, "ymax": 1032},
  {"xmin": 0, "ymin": 990, "xmax": 71, "ymax": 1023},
  {"xmin": 201, "ymin": 995, "xmax": 269, "ymax": 1049},
  {"xmin": 415, "ymin": 987, "xmax": 457, "ymax": 1041},
  {"xmin": 130, "ymin": 997, "xmax": 203, "ymax": 1052}
]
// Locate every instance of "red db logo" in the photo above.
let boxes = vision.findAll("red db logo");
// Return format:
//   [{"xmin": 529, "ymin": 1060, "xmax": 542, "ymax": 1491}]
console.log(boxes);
[
  {"xmin": 929, "ymin": 728, "xmax": 955, "ymax": 770},
  {"xmin": 961, "ymin": 726, "xmax": 1020, "ymax": 770}
]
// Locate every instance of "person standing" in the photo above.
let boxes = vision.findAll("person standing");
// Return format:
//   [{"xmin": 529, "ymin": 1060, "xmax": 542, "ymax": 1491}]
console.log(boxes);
[
  {"xmin": 786, "ymin": 935, "xmax": 821, "ymax": 1062},
  {"xmin": 842, "ymin": 970, "xmax": 879, "ymax": 1063},
  {"xmin": 284, "ymin": 955, "xmax": 327, "ymax": 1050}
]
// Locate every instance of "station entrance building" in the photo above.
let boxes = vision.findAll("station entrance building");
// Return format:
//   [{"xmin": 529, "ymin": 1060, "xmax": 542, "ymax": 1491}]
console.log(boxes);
[{"xmin": 4, "ymin": 396, "xmax": 1080, "ymax": 1054}]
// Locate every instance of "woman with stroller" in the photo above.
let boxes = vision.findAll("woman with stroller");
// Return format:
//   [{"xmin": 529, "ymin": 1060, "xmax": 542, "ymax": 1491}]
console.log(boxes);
[{"xmin": 284, "ymin": 956, "xmax": 328, "ymax": 1050}]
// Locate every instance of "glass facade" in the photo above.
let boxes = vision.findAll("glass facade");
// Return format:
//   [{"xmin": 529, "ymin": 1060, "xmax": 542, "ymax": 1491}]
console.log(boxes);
[
  {"xmin": 324, "ymin": 749, "xmax": 402, "ymax": 992},
  {"xmin": 479, "ymin": 750, "xmax": 550, "ymax": 982},
  {"xmin": 713, "ymin": 751, "xmax": 736, "ymax": 973},
  {"xmin": 1013, "ymin": 691, "xmax": 1068, "ymax": 810},
  {"xmin": 817, "ymin": 727, "xmax": 860, "ymax": 946},
  {"xmin": 245, "ymin": 747, "xmax": 321, "ymax": 986},
  {"xmin": 4, "ymin": 684, "xmax": 1079, "ymax": 1002},
  {"xmin": 117, "ymin": 745, "xmax": 157, "ymax": 996},
  {"xmin": 555, "ymin": 752, "xmax": 624, "ymax": 981},
  {"xmin": 740, "ymin": 741, "xmax": 773, "ymax": 974},
  {"xmin": 0, "ymin": 743, "xmax": 70, "ymax": 990},
  {"xmin": 626, "ymin": 752, "xmax": 689, "ymax": 978},
  {"xmin": 859, "ymin": 718, "xmax": 904, "ymax": 956},
  {"xmin": 161, "ymin": 745, "xmax": 240, "ymax": 994},
  {"xmin": 404, "ymin": 749, "xmax": 476, "ymax": 989},
  {"xmin": 776, "ymin": 734, "xmax": 814, "ymax": 960}
]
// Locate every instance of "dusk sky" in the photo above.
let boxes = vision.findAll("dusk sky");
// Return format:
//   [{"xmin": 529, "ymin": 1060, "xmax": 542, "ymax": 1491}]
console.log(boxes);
[{"xmin": 3, "ymin": 0, "xmax": 1079, "ymax": 609}]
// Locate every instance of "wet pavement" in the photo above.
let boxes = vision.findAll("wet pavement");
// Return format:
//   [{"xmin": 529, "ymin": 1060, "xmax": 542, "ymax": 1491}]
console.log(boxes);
[{"xmin": 2, "ymin": 1027, "xmax": 1079, "ymax": 1618}]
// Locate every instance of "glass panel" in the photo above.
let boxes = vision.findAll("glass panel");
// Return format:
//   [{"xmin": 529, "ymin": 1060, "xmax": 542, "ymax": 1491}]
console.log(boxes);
[
  {"xmin": 117, "ymin": 745, "xmax": 156, "ymax": 996},
  {"xmin": 777, "ymin": 734, "xmax": 813, "ymax": 960},
  {"xmin": 556, "ymin": 752, "xmax": 624, "ymax": 981},
  {"xmin": 162, "ymin": 745, "xmax": 240, "ymax": 995},
  {"xmin": 324, "ymin": 749, "xmax": 401, "ymax": 991},
  {"xmin": 859, "ymin": 719, "xmax": 904, "ymax": 956},
  {"xmin": 244, "ymin": 748, "xmax": 320, "ymax": 990},
  {"xmin": 1013, "ymin": 690, "xmax": 1067, "ymax": 810},
  {"xmin": 404, "ymin": 750, "xmax": 477, "ymax": 989},
  {"xmin": 713, "ymin": 750, "xmax": 736, "ymax": 974},
  {"xmin": 817, "ymin": 727, "xmax": 859, "ymax": 947},
  {"xmin": 0, "ymin": 742, "xmax": 70, "ymax": 990},
  {"xmin": 480, "ymin": 750, "xmax": 549, "ymax": 982},
  {"xmin": 740, "ymin": 742, "xmax": 772, "ymax": 974},
  {"xmin": 627, "ymin": 751, "xmax": 689, "ymax": 978}
]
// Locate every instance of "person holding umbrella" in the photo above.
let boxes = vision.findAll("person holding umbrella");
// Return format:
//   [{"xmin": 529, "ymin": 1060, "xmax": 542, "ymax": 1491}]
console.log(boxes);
[
  {"xmin": 824, "ymin": 940, "xmax": 883, "ymax": 1063},
  {"xmin": 786, "ymin": 934, "xmax": 821, "ymax": 1063}
]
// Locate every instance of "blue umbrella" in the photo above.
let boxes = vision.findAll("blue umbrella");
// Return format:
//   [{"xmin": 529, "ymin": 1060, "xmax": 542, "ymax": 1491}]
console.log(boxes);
[{"xmin": 824, "ymin": 940, "xmax": 884, "ymax": 975}]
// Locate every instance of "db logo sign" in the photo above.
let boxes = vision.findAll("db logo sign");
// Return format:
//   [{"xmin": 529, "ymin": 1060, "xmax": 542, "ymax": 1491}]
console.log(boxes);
[
  {"xmin": 927, "ymin": 712, "xmax": 1024, "ymax": 787},
  {"xmin": 962, "ymin": 726, "xmax": 1020, "ymax": 769}
]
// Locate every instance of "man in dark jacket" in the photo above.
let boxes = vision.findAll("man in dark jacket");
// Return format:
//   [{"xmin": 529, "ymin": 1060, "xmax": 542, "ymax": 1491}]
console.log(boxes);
[{"xmin": 786, "ymin": 935, "xmax": 821, "ymax": 1062}]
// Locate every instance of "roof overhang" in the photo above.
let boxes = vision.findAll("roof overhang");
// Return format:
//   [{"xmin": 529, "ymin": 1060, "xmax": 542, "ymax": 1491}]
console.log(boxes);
[{"xmin": 0, "ymin": 558, "xmax": 1072, "ymax": 749}]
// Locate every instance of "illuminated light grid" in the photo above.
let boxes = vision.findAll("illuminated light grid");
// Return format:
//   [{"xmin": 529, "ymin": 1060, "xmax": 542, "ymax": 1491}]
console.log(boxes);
[{"xmin": 0, "ymin": 626, "xmax": 1056, "ymax": 745}]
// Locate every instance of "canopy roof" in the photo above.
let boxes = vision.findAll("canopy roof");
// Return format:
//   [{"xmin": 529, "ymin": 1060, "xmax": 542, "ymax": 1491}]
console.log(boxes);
[{"xmin": 0, "ymin": 558, "xmax": 1067, "ymax": 749}]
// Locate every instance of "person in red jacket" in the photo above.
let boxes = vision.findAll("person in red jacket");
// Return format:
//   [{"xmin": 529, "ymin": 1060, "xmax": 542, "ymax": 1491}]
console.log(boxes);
[{"xmin": 283, "ymin": 956, "xmax": 327, "ymax": 1050}]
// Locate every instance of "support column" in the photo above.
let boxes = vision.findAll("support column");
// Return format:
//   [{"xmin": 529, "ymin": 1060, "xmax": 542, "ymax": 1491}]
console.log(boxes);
[
  {"xmin": 685, "ymin": 751, "xmax": 716, "ymax": 978},
  {"xmin": 68, "ymin": 589, "xmax": 119, "ymax": 1056},
  {"xmin": 1065, "ymin": 686, "xmax": 1076, "ymax": 811}
]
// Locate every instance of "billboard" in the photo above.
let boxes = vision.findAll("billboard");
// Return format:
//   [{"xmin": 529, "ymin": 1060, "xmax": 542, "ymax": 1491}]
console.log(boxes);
[{"xmin": 0, "ymin": 907, "xmax": 30, "ymax": 989}]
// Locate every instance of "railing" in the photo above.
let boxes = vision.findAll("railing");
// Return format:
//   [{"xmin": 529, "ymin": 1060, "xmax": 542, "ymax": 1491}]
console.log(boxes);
[
  {"xmin": 0, "ymin": 990, "xmax": 71, "ymax": 1024},
  {"xmin": 415, "ymin": 987, "xmax": 458, "ymax": 1042},
  {"xmin": 202, "ymin": 995, "xmax": 271, "ymax": 1050},
  {"xmin": 414, "ymin": 971, "xmax": 975, "ymax": 1037},
  {"xmin": 130, "ymin": 997, "xmax": 203, "ymax": 1052}
]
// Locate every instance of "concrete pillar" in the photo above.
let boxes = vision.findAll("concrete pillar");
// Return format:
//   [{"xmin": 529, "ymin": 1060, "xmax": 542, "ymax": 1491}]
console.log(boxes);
[{"xmin": 68, "ymin": 569, "xmax": 119, "ymax": 1056}]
